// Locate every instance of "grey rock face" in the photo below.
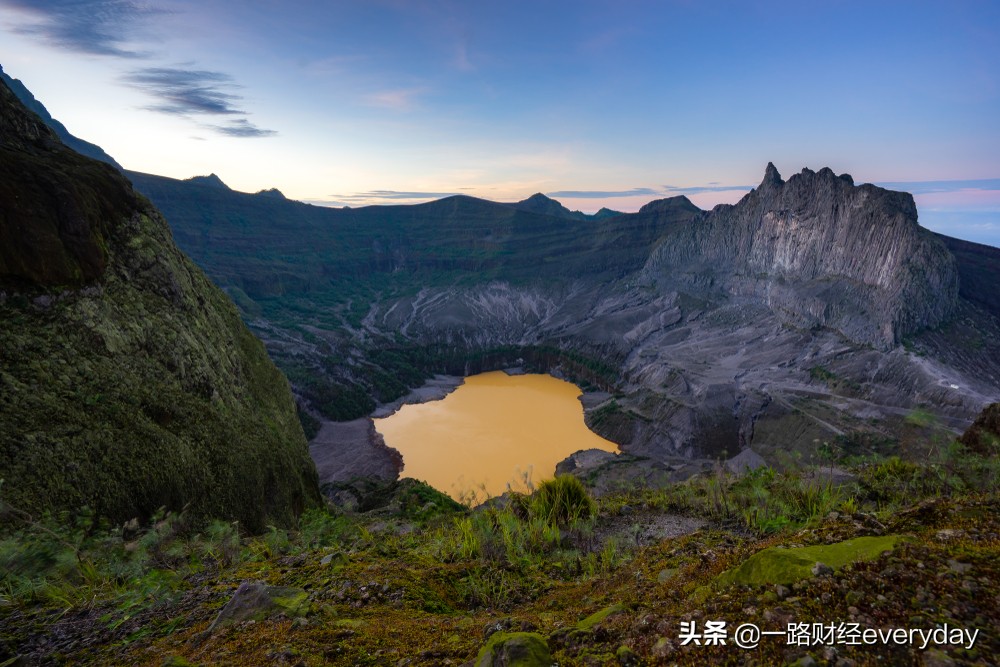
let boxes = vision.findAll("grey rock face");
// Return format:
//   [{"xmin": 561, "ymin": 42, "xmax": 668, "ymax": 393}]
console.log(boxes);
[{"xmin": 643, "ymin": 164, "xmax": 959, "ymax": 348}]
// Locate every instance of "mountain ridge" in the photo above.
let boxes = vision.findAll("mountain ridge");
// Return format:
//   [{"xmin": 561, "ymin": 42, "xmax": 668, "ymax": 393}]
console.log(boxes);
[
  {"xmin": 641, "ymin": 163, "xmax": 960, "ymax": 348},
  {"xmin": 0, "ymin": 64, "xmax": 123, "ymax": 170}
]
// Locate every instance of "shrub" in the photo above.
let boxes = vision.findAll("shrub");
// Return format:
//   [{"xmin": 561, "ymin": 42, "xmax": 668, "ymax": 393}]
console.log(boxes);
[{"xmin": 530, "ymin": 475, "xmax": 596, "ymax": 528}]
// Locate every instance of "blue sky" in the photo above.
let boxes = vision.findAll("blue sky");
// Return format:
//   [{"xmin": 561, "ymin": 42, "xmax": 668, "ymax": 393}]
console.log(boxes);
[{"xmin": 1, "ymin": 0, "xmax": 999, "ymax": 245}]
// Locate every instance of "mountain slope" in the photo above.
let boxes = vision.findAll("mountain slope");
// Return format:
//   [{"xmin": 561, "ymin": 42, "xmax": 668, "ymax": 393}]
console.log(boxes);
[
  {"xmin": 0, "ymin": 64, "xmax": 123, "ymax": 170},
  {"xmin": 0, "ymin": 76, "xmax": 320, "ymax": 530}
]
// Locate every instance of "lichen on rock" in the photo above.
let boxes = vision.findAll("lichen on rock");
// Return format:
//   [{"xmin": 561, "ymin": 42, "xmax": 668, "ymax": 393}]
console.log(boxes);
[{"xmin": 715, "ymin": 534, "xmax": 909, "ymax": 588}]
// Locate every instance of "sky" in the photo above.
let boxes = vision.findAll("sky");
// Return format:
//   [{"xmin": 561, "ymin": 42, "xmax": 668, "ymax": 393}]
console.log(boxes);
[{"xmin": 1, "ymin": 0, "xmax": 999, "ymax": 246}]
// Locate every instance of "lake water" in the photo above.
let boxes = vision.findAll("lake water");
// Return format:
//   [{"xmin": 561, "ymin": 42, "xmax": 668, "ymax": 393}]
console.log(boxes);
[{"xmin": 374, "ymin": 371, "xmax": 619, "ymax": 501}]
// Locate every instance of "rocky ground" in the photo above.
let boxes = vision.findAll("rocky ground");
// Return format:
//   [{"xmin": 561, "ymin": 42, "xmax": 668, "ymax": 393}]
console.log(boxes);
[{"xmin": 2, "ymin": 443, "xmax": 997, "ymax": 666}]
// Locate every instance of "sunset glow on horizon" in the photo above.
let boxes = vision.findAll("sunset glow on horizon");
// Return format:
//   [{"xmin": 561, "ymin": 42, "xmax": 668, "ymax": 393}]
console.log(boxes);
[{"xmin": 1, "ymin": 0, "xmax": 998, "ymax": 244}]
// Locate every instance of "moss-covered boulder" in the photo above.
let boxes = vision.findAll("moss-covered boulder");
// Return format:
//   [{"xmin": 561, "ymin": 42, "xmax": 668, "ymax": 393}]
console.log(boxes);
[
  {"xmin": 475, "ymin": 631, "xmax": 552, "ymax": 667},
  {"xmin": 0, "ymin": 74, "xmax": 319, "ymax": 531},
  {"xmin": 577, "ymin": 604, "xmax": 626, "ymax": 631},
  {"xmin": 206, "ymin": 581, "xmax": 310, "ymax": 634},
  {"xmin": 716, "ymin": 535, "xmax": 907, "ymax": 588}
]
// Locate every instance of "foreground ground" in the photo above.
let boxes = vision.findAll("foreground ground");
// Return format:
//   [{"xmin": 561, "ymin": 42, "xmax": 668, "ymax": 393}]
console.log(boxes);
[{"xmin": 1, "ymin": 444, "xmax": 998, "ymax": 666}]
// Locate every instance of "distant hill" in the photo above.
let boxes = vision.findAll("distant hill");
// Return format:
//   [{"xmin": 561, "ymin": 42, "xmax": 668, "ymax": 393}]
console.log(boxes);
[
  {"xmin": 126, "ymin": 171, "xmax": 671, "ymax": 299},
  {"xmin": 0, "ymin": 75, "xmax": 319, "ymax": 529},
  {"xmin": 508, "ymin": 192, "xmax": 622, "ymax": 221}
]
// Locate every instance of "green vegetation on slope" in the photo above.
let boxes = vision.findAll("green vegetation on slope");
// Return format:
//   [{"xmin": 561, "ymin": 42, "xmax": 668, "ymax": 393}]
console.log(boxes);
[
  {"xmin": 0, "ymin": 431, "xmax": 996, "ymax": 665},
  {"xmin": 0, "ymin": 76, "xmax": 320, "ymax": 531}
]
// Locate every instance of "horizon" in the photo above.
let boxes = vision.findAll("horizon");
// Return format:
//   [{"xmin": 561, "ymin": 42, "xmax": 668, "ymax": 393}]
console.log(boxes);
[{"xmin": 1, "ymin": 0, "xmax": 998, "ymax": 245}]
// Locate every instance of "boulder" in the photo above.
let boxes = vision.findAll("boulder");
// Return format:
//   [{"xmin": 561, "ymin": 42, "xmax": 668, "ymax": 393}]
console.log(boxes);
[
  {"xmin": 205, "ymin": 581, "xmax": 310, "ymax": 634},
  {"xmin": 475, "ymin": 632, "xmax": 552, "ymax": 667},
  {"xmin": 715, "ymin": 535, "xmax": 908, "ymax": 588}
]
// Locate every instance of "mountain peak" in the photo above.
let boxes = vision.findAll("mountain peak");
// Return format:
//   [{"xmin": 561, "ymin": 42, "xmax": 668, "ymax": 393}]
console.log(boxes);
[
  {"xmin": 637, "ymin": 195, "xmax": 701, "ymax": 215},
  {"xmin": 512, "ymin": 192, "xmax": 584, "ymax": 220},
  {"xmin": 759, "ymin": 162, "xmax": 783, "ymax": 191},
  {"xmin": 594, "ymin": 207, "xmax": 623, "ymax": 219},
  {"xmin": 186, "ymin": 173, "xmax": 231, "ymax": 190}
]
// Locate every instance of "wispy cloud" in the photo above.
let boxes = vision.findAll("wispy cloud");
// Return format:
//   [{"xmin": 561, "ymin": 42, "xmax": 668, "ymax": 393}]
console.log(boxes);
[
  {"xmin": 6, "ymin": 2, "xmax": 276, "ymax": 138},
  {"xmin": 548, "ymin": 184, "xmax": 753, "ymax": 199},
  {"xmin": 454, "ymin": 38, "xmax": 473, "ymax": 72},
  {"xmin": 4, "ymin": 0, "xmax": 162, "ymax": 58},
  {"xmin": 547, "ymin": 187, "xmax": 662, "ymax": 199},
  {"xmin": 579, "ymin": 27, "xmax": 632, "ymax": 54},
  {"xmin": 364, "ymin": 87, "xmax": 427, "ymax": 111},
  {"xmin": 329, "ymin": 190, "xmax": 460, "ymax": 204},
  {"xmin": 873, "ymin": 178, "xmax": 1000, "ymax": 194},
  {"xmin": 661, "ymin": 184, "xmax": 754, "ymax": 194},
  {"xmin": 209, "ymin": 119, "xmax": 276, "ymax": 138},
  {"xmin": 122, "ymin": 67, "xmax": 244, "ymax": 115},
  {"xmin": 121, "ymin": 66, "xmax": 277, "ymax": 138}
]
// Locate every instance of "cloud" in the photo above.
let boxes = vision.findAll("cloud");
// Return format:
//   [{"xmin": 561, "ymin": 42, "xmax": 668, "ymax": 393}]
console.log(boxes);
[
  {"xmin": 122, "ymin": 67, "xmax": 244, "ymax": 115},
  {"xmin": 209, "ymin": 119, "xmax": 277, "ymax": 138},
  {"xmin": 4, "ymin": 0, "xmax": 162, "ymax": 58},
  {"xmin": 545, "ymin": 179, "xmax": 1000, "ymax": 201},
  {"xmin": 873, "ymin": 178, "xmax": 1000, "ymax": 194},
  {"xmin": 454, "ymin": 38, "xmax": 473, "ymax": 72},
  {"xmin": 547, "ymin": 187, "xmax": 662, "ymax": 199},
  {"xmin": 364, "ymin": 87, "xmax": 427, "ymax": 111},
  {"xmin": 661, "ymin": 184, "xmax": 754, "ymax": 194},
  {"xmin": 548, "ymin": 184, "xmax": 754, "ymax": 199},
  {"xmin": 329, "ymin": 190, "xmax": 460, "ymax": 202},
  {"xmin": 121, "ymin": 66, "xmax": 277, "ymax": 137},
  {"xmin": 6, "ymin": 3, "xmax": 276, "ymax": 137}
]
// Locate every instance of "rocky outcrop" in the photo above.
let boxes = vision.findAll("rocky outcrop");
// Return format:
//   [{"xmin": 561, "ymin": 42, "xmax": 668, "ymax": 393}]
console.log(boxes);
[
  {"xmin": 0, "ymin": 76, "xmax": 320, "ymax": 530},
  {"xmin": 643, "ymin": 164, "xmax": 960, "ymax": 348},
  {"xmin": 959, "ymin": 402, "xmax": 1000, "ymax": 455}
]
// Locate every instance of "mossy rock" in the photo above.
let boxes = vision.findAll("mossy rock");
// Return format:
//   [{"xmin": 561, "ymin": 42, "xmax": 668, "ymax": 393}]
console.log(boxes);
[
  {"xmin": 160, "ymin": 658, "xmax": 197, "ymax": 667},
  {"xmin": 577, "ymin": 603, "xmax": 625, "ymax": 631},
  {"xmin": 206, "ymin": 581, "xmax": 310, "ymax": 634},
  {"xmin": 716, "ymin": 535, "xmax": 908, "ymax": 588},
  {"xmin": 616, "ymin": 645, "xmax": 640, "ymax": 666},
  {"xmin": 475, "ymin": 631, "xmax": 552, "ymax": 667}
]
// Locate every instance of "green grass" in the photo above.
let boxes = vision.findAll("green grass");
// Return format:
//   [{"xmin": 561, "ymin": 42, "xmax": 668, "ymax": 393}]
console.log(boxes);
[{"xmin": 2, "ymin": 441, "xmax": 998, "ymax": 665}]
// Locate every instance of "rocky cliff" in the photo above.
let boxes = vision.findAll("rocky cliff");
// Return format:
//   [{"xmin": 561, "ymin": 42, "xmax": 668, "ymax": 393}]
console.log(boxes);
[
  {"xmin": 642, "ymin": 164, "xmax": 960, "ymax": 348},
  {"xmin": 0, "ymin": 76, "xmax": 320, "ymax": 530}
]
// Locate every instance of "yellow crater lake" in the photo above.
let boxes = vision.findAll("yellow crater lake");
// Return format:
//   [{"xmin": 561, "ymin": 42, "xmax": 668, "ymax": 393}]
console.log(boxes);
[{"xmin": 374, "ymin": 371, "xmax": 619, "ymax": 501}]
